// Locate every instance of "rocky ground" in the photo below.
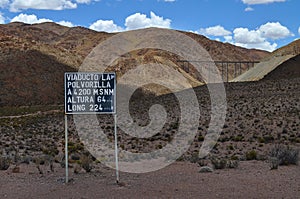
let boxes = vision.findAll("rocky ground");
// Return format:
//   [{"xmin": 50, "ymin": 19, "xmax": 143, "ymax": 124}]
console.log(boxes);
[
  {"xmin": 0, "ymin": 77, "xmax": 299, "ymax": 198},
  {"xmin": 1, "ymin": 161, "xmax": 299, "ymax": 199}
]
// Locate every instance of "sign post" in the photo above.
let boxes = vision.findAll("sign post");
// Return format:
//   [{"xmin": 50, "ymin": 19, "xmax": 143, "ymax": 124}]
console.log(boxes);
[
  {"xmin": 114, "ymin": 114, "xmax": 119, "ymax": 183},
  {"xmin": 64, "ymin": 72, "xmax": 118, "ymax": 183},
  {"xmin": 64, "ymin": 114, "xmax": 68, "ymax": 183}
]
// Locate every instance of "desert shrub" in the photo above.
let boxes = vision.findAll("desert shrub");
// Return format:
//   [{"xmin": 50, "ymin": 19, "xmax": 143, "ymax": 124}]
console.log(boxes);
[
  {"xmin": 269, "ymin": 157, "xmax": 279, "ymax": 170},
  {"xmin": 73, "ymin": 164, "xmax": 81, "ymax": 174},
  {"xmin": 199, "ymin": 166, "xmax": 213, "ymax": 173},
  {"xmin": 189, "ymin": 153, "xmax": 200, "ymax": 164},
  {"xmin": 12, "ymin": 166, "xmax": 20, "ymax": 173},
  {"xmin": 0, "ymin": 156, "xmax": 10, "ymax": 170},
  {"xmin": 258, "ymin": 143, "xmax": 264, "ymax": 147},
  {"xmin": 227, "ymin": 160, "xmax": 239, "ymax": 169},
  {"xmin": 219, "ymin": 136, "xmax": 229, "ymax": 143},
  {"xmin": 68, "ymin": 142, "xmax": 84, "ymax": 154},
  {"xmin": 42, "ymin": 146, "xmax": 59, "ymax": 157},
  {"xmin": 263, "ymin": 135, "xmax": 275, "ymax": 143},
  {"xmin": 176, "ymin": 156, "xmax": 184, "ymax": 162},
  {"xmin": 245, "ymin": 150, "xmax": 257, "ymax": 160},
  {"xmin": 230, "ymin": 155, "xmax": 239, "ymax": 160},
  {"xmin": 170, "ymin": 120, "xmax": 179, "ymax": 130},
  {"xmin": 227, "ymin": 145, "xmax": 234, "ymax": 150},
  {"xmin": 269, "ymin": 145, "xmax": 299, "ymax": 166},
  {"xmin": 258, "ymin": 137, "xmax": 265, "ymax": 143},
  {"xmin": 21, "ymin": 156, "xmax": 32, "ymax": 164},
  {"xmin": 80, "ymin": 154, "xmax": 93, "ymax": 172},
  {"xmin": 233, "ymin": 136, "xmax": 244, "ymax": 142},
  {"xmin": 210, "ymin": 157, "xmax": 239, "ymax": 169},
  {"xmin": 33, "ymin": 155, "xmax": 54, "ymax": 173},
  {"xmin": 70, "ymin": 153, "xmax": 80, "ymax": 161},
  {"xmin": 211, "ymin": 158, "xmax": 227, "ymax": 169},
  {"xmin": 34, "ymin": 157, "xmax": 45, "ymax": 165},
  {"xmin": 198, "ymin": 135, "xmax": 204, "ymax": 142},
  {"xmin": 197, "ymin": 159, "xmax": 208, "ymax": 167},
  {"xmin": 213, "ymin": 143, "xmax": 219, "ymax": 150}
]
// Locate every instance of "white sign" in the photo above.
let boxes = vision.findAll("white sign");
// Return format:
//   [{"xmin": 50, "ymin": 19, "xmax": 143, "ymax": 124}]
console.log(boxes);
[{"xmin": 64, "ymin": 72, "xmax": 116, "ymax": 114}]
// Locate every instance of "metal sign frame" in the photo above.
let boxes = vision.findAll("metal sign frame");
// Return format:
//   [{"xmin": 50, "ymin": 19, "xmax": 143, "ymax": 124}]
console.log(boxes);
[
  {"xmin": 64, "ymin": 72, "xmax": 119, "ymax": 183},
  {"xmin": 64, "ymin": 72, "xmax": 116, "ymax": 115}
]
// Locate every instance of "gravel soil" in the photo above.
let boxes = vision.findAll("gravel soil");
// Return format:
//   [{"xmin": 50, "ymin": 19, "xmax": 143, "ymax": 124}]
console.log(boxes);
[
  {"xmin": 1, "ymin": 77, "xmax": 299, "ymax": 198},
  {"xmin": 1, "ymin": 161, "xmax": 299, "ymax": 199}
]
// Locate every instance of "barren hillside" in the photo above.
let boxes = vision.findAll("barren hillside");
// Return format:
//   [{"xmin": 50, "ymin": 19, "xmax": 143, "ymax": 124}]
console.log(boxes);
[
  {"xmin": 263, "ymin": 54, "xmax": 300, "ymax": 80},
  {"xmin": 232, "ymin": 39, "xmax": 300, "ymax": 82},
  {"xmin": 0, "ymin": 22, "xmax": 269, "ymax": 106}
]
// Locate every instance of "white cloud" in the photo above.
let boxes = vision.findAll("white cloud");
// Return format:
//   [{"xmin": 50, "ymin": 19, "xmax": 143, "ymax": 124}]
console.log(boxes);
[
  {"xmin": 194, "ymin": 22, "xmax": 290, "ymax": 51},
  {"xmin": 198, "ymin": 25, "xmax": 231, "ymax": 37},
  {"xmin": 11, "ymin": 13, "xmax": 52, "ymax": 24},
  {"xmin": 235, "ymin": 41, "xmax": 277, "ymax": 52},
  {"xmin": 194, "ymin": 24, "xmax": 279, "ymax": 51},
  {"xmin": 232, "ymin": 24, "xmax": 285, "ymax": 51},
  {"xmin": 89, "ymin": 11, "xmax": 171, "ymax": 32},
  {"xmin": 57, "ymin": 20, "xmax": 74, "ymax": 27},
  {"xmin": 245, "ymin": 6, "xmax": 254, "ymax": 11},
  {"xmin": 0, "ymin": 0, "xmax": 9, "ymax": 8},
  {"xmin": 125, "ymin": 11, "xmax": 171, "ymax": 30},
  {"xmin": 298, "ymin": 27, "xmax": 300, "ymax": 35},
  {"xmin": 233, "ymin": 28, "xmax": 264, "ymax": 44},
  {"xmin": 75, "ymin": 0, "xmax": 92, "ymax": 3},
  {"xmin": 228, "ymin": 22, "xmax": 293, "ymax": 51},
  {"xmin": 10, "ymin": 13, "xmax": 74, "ymax": 27},
  {"xmin": 89, "ymin": 20, "xmax": 123, "ymax": 33},
  {"xmin": 0, "ymin": 12, "xmax": 5, "ymax": 23},
  {"xmin": 224, "ymin": 35, "xmax": 233, "ymax": 43},
  {"xmin": 2, "ymin": 0, "xmax": 99, "ymax": 11},
  {"xmin": 242, "ymin": 0, "xmax": 286, "ymax": 5},
  {"xmin": 233, "ymin": 27, "xmax": 276, "ymax": 51},
  {"xmin": 259, "ymin": 22, "xmax": 293, "ymax": 40},
  {"xmin": 10, "ymin": 0, "xmax": 77, "ymax": 12}
]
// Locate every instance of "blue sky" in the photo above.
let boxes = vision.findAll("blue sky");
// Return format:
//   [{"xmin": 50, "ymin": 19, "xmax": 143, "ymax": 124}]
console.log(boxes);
[{"xmin": 0, "ymin": 0, "xmax": 299, "ymax": 51}]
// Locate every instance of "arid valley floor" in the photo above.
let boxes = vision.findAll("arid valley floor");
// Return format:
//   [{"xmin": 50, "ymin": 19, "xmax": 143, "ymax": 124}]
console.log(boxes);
[{"xmin": 1, "ymin": 76, "xmax": 299, "ymax": 198}]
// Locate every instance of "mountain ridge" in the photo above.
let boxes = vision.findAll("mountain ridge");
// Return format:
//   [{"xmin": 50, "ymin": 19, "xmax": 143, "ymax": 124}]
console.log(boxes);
[{"xmin": 0, "ymin": 22, "xmax": 270, "ymax": 106}]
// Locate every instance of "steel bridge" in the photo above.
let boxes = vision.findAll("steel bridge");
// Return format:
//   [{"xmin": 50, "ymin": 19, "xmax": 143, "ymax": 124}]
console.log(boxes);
[{"xmin": 177, "ymin": 60, "xmax": 260, "ymax": 82}]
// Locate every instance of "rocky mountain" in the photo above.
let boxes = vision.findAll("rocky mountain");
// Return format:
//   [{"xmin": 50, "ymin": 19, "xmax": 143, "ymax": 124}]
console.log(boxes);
[
  {"xmin": 232, "ymin": 39, "xmax": 300, "ymax": 82},
  {"xmin": 263, "ymin": 54, "xmax": 300, "ymax": 80},
  {"xmin": 0, "ymin": 22, "xmax": 269, "ymax": 106}
]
